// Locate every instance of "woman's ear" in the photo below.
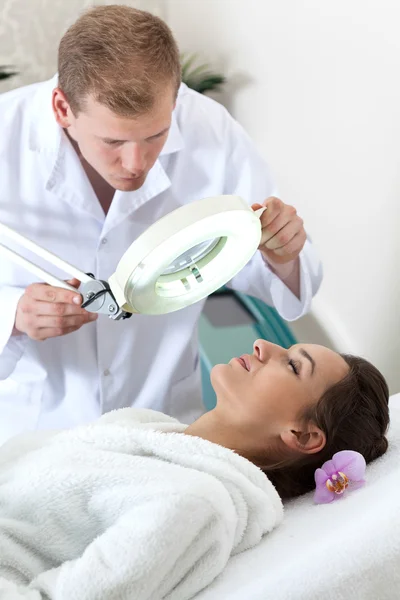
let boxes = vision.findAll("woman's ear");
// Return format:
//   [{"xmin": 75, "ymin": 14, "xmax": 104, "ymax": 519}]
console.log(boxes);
[{"xmin": 280, "ymin": 423, "xmax": 326, "ymax": 455}]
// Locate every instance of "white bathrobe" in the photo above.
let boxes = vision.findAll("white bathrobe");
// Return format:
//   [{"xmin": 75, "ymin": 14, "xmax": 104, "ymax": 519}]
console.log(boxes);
[{"xmin": 0, "ymin": 409, "xmax": 283, "ymax": 600}]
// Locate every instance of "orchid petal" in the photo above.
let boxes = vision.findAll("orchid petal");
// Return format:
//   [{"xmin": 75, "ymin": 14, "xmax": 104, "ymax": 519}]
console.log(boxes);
[
  {"xmin": 314, "ymin": 484, "xmax": 335, "ymax": 504},
  {"xmin": 320, "ymin": 458, "xmax": 336, "ymax": 477},
  {"xmin": 332, "ymin": 451, "xmax": 366, "ymax": 481},
  {"xmin": 314, "ymin": 467, "xmax": 329, "ymax": 486}
]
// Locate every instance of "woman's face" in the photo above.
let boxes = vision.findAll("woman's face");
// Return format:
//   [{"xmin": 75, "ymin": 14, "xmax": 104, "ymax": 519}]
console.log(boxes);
[{"xmin": 210, "ymin": 340, "xmax": 348, "ymax": 458}]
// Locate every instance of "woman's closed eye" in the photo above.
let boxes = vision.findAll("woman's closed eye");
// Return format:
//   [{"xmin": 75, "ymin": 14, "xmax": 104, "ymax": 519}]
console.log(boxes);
[{"xmin": 288, "ymin": 358, "xmax": 301, "ymax": 376}]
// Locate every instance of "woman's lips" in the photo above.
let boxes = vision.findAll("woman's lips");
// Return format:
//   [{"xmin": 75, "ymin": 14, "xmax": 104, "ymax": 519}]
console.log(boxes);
[{"xmin": 236, "ymin": 356, "xmax": 249, "ymax": 371}]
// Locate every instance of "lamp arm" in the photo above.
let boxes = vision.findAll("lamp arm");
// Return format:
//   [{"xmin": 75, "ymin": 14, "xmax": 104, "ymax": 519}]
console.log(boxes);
[{"xmin": 0, "ymin": 222, "xmax": 93, "ymax": 292}]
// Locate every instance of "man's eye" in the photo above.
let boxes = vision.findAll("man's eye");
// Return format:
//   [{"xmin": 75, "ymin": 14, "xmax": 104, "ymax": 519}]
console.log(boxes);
[
  {"xmin": 147, "ymin": 132, "xmax": 166, "ymax": 142},
  {"xmin": 105, "ymin": 140, "xmax": 122, "ymax": 146},
  {"xmin": 288, "ymin": 359, "xmax": 300, "ymax": 375}
]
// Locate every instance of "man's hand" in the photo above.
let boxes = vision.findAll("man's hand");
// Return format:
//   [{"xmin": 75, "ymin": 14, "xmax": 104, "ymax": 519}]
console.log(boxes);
[
  {"xmin": 252, "ymin": 197, "xmax": 306, "ymax": 265},
  {"xmin": 14, "ymin": 279, "xmax": 98, "ymax": 341},
  {"xmin": 252, "ymin": 197, "xmax": 306, "ymax": 298}
]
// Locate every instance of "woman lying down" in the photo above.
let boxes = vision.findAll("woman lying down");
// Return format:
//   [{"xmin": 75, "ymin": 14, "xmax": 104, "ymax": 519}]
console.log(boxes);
[{"xmin": 0, "ymin": 340, "xmax": 389, "ymax": 600}]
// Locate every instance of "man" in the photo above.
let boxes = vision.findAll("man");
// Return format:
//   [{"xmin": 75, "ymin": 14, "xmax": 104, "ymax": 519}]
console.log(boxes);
[{"xmin": 0, "ymin": 5, "xmax": 322, "ymax": 443}]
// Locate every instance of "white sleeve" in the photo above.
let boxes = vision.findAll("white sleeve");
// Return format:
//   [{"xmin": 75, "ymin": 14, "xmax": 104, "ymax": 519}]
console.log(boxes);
[
  {"xmin": 3, "ymin": 493, "xmax": 234, "ymax": 600},
  {"xmin": 223, "ymin": 118, "xmax": 323, "ymax": 320},
  {"xmin": 0, "ymin": 286, "xmax": 27, "ymax": 379}
]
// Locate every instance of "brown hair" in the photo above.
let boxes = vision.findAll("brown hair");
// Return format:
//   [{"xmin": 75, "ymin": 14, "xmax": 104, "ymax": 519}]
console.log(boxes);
[
  {"xmin": 58, "ymin": 5, "xmax": 181, "ymax": 116},
  {"xmin": 265, "ymin": 355, "xmax": 390, "ymax": 499}
]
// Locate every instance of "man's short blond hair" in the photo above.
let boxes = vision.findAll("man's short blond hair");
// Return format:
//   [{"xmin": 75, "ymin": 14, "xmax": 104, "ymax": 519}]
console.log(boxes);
[{"xmin": 58, "ymin": 5, "xmax": 181, "ymax": 116}]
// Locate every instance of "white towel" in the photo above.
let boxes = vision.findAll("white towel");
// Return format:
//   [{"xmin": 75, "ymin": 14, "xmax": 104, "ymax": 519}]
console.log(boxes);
[{"xmin": 0, "ymin": 408, "xmax": 283, "ymax": 600}]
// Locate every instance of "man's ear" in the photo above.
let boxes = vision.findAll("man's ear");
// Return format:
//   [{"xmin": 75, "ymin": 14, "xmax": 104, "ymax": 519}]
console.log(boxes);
[
  {"xmin": 52, "ymin": 88, "xmax": 74, "ymax": 128},
  {"xmin": 280, "ymin": 423, "xmax": 326, "ymax": 455}
]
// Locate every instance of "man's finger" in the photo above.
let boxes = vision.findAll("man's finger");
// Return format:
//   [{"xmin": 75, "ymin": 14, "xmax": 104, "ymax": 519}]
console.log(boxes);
[
  {"xmin": 32, "ymin": 301, "xmax": 90, "ymax": 318},
  {"xmin": 35, "ymin": 313, "xmax": 97, "ymax": 330},
  {"xmin": 260, "ymin": 212, "xmax": 292, "ymax": 246},
  {"xmin": 272, "ymin": 230, "xmax": 307, "ymax": 257},
  {"xmin": 66, "ymin": 278, "xmax": 82, "ymax": 290},
  {"xmin": 26, "ymin": 283, "xmax": 82, "ymax": 306},
  {"xmin": 32, "ymin": 325, "xmax": 83, "ymax": 342},
  {"xmin": 262, "ymin": 218, "xmax": 303, "ymax": 250},
  {"xmin": 260, "ymin": 197, "xmax": 284, "ymax": 225}
]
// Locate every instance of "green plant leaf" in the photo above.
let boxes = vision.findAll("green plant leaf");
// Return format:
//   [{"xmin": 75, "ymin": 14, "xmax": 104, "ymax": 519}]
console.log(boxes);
[
  {"xmin": 0, "ymin": 66, "xmax": 17, "ymax": 80},
  {"xmin": 180, "ymin": 53, "xmax": 225, "ymax": 94},
  {"xmin": 181, "ymin": 53, "xmax": 198, "ymax": 79},
  {"xmin": 191, "ymin": 75, "xmax": 226, "ymax": 94}
]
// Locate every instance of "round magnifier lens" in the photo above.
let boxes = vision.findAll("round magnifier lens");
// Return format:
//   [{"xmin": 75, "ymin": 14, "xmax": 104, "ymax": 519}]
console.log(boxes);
[
  {"xmin": 109, "ymin": 195, "xmax": 264, "ymax": 315},
  {"xmin": 162, "ymin": 237, "xmax": 221, "ymax": 275}
]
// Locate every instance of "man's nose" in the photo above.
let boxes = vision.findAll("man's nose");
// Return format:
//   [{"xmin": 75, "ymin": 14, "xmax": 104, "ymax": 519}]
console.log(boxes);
[{"xmin": 121, "ymin": 143, "xmax": 146, "ymax": 174}]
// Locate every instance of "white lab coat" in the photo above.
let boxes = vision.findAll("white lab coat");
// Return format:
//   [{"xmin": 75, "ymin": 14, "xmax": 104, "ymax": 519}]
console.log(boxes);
[{"xmin": 0, "ymin": 76, "xmax": 322, "ymax": 443}]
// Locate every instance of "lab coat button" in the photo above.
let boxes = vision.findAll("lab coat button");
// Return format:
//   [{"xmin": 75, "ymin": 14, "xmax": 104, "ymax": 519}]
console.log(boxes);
[{"xmin": 103, "ymin": 369, "xmax": 110, "ymax": 376}]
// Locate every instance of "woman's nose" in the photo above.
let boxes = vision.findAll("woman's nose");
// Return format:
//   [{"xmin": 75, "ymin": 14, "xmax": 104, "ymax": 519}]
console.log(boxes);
[{"xmin": 253, "ymin": 339, "xmax": 284, "ymax": 362}]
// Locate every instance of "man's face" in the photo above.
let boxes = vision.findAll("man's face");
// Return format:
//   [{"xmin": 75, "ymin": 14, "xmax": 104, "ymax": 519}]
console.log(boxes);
[{"xmin": 53, "ymin": 88, "xmax": 175, "ymax": 192}]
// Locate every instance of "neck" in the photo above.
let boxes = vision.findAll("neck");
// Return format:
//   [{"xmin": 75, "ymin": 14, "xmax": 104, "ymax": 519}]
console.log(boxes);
[
  {"xmin": 64, "ymin": 129, "xmax": 115, "ymax": 215},
  {"xmin": 185, "ymin": 410, "xmax": 272, "ymax": 467},
  {"xmin": 185, "ymin": 407, "xmax": 291, "ymax": 470},
  {"xmin": 185, "ymin": 410, "xmax": 236, "ymax": 449}
]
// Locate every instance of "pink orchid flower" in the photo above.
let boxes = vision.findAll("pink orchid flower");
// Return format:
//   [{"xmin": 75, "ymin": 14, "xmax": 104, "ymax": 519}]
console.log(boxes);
[{"xmin": 314, "ymin": 450, "xmax": 366, "ymax": 504}]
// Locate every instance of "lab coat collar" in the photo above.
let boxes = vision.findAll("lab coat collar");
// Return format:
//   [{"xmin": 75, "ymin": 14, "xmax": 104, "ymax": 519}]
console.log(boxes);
[{"xmin": 28, "ymin": 75, "xmax": 62, "ymax": 156}]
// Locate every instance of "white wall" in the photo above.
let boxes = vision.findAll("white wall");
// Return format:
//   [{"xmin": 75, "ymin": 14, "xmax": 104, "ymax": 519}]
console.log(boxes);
[
  {"xmin": 167, "ymin": 0, "xmax": 400, "ymax": 393},
  {"xmin": 0, "ymin": 0, "xmax": 164, "ymax": 91}
]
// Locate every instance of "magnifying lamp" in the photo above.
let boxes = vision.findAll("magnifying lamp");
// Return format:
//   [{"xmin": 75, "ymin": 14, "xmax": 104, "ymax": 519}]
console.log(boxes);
[{"xmin": 0, "ymin": 195, "xmax": 265, "ymax": 319}]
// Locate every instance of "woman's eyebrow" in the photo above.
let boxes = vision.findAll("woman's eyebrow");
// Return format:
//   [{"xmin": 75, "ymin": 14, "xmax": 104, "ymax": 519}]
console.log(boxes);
[{"xmin": 299, "ymin": 349, "xmax": 316, "ymax": 375}]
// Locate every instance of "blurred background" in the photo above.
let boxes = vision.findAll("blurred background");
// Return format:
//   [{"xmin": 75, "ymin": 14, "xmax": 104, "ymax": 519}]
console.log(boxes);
[{"xmin": 1, "ymin": 0, "xmax": 399, "ymax": 394}]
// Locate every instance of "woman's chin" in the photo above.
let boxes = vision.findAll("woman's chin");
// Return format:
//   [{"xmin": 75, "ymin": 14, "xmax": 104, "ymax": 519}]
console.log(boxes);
[
  {"xmin": 210, "ymin": 363, "xmax": 242, "ymax": 408},
  {"xmin": 210, "ymin": 364, "xmax": 229, "ymax": 386}
]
